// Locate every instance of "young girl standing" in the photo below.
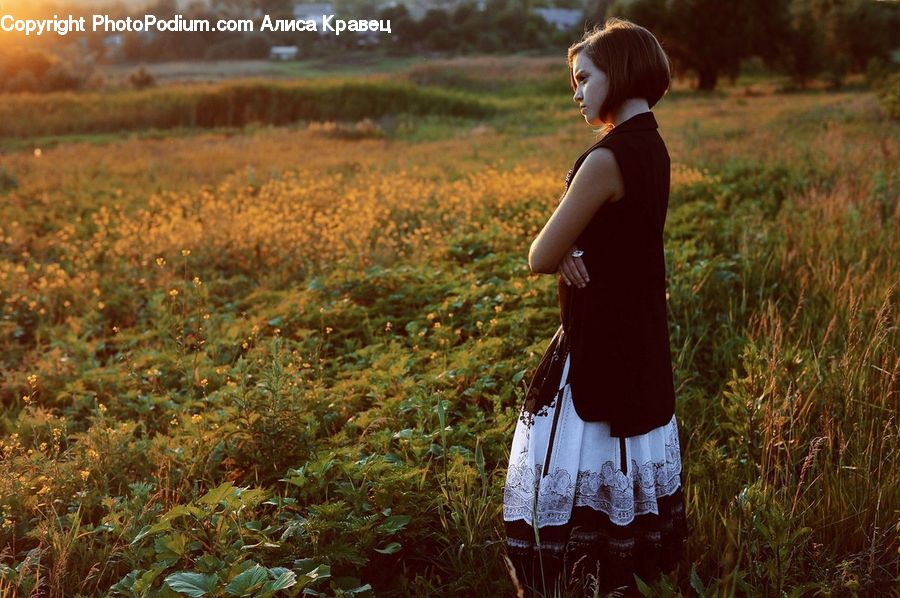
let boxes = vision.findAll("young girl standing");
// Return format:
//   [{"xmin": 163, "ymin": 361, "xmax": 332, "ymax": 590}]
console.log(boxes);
[{"xmin": 503, "ymin": 18, "xmax": 689, "ymax": 597}]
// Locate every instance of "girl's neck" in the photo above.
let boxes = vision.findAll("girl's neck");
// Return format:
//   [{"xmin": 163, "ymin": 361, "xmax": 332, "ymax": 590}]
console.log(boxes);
[{"xmin": 610, "ymin": 98, "xmax": 651, "ymax": 127}]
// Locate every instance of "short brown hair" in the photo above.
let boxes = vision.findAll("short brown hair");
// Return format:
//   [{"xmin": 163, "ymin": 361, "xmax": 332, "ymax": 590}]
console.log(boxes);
[{"xmin": 567, "ymin": 17, "xmax": 671, "ymax": 124}]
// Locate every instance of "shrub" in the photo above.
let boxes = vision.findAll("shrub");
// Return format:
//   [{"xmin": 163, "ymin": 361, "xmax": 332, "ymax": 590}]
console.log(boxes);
[
  {"xmin": 128, "ymin": 65, "xmax": 156, "ymax": 90},
  {"xmin": 874, "ymin": 71, "xmax": 900, "ymax": 119}
]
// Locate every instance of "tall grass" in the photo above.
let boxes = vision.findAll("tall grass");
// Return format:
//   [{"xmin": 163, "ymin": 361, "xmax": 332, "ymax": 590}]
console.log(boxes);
[{"xmin": 0, "ymin": 79, "xmax": 496, "ymax": 139}]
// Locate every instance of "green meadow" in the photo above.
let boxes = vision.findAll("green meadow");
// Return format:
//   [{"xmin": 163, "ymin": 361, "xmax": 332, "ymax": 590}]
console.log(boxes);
[{"xmin": 0, "ymin": 55, "xmax": 897, "ymax": 596}]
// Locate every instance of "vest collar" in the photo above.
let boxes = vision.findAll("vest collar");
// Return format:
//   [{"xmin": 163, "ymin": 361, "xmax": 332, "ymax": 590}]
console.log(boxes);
[{"xmin": 603, "ymin": 110, "xmax": 658, "ymax": 137}]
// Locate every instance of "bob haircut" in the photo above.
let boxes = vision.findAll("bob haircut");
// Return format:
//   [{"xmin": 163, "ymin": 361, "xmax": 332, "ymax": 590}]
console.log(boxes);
[{"xmin": 567, "ymin": 17, "xmax": 671, "ymax": 126}]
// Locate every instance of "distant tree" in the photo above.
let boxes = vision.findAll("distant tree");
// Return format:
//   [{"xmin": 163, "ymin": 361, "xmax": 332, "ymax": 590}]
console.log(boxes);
[
  {"xmin": 452, "ymin": 2, "xmax": 483, "ymax": 53},
  {"xmin": 244, "ymin": 33, "xmax": 273, "ymax": 58},
  {"xmin": 493, "ymin": 4, "xmax": 532, "ymax": 50},
  {"xmin": 43, "ymin": 62, "xmax": 84, "ymax": 91},
  {"xmin": 623, "ymin": 0, "xmax": 759, "ymax": 90},
  {"xmin": 583, "ymin": 0, "xmax": 613, "ymax": 30},
  {"xmin": 4, "ymin": 70, "xmax": 40, "ymax": 93},
  {"xmin": 121, "ymin": 31, "xmax": 146, "ymax": 61},
  {"xmin": 129, "ymin": 65, "xmax": 156, "ymax": 89},
  {"xmin": 6, "ymin": 49, "xmax": 56, "ymax": 80},
  {"xmin": 739, "ymin": 0, "xmax": 794, "ymax": 73},
  {"xmin": 810, "ymin": 0, "xmax": 899, "ymax": 88},
  {"xmin": 772, "ymin": 0, "xmax": 827, "ymax": 89},
  {"xmin": 623, "ymin": 0, "xmax": 899, "ymax": 91},
  {"xmin": 378, "ymin": 3, "xmax": 416, "ymax": 54},
  {"xmin": 420, "ymin": 8, "xmax": 457, "ymax": 52}
]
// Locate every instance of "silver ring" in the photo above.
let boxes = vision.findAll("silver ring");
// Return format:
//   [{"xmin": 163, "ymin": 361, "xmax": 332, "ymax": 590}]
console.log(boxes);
[{"xmin": 570, "ymin": 249, "xmax": 584, "ymax": 258}]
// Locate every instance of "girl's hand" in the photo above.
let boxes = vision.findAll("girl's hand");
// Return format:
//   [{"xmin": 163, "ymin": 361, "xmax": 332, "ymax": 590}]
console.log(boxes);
[{"xmin": 558, "ymin": 246, "xmax": 589, "ymax": 288}]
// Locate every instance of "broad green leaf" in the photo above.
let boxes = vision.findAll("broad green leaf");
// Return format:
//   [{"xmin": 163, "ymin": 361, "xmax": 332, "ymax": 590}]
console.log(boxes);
[
  {"xmin": 258, "ymin": 569, "xmax": 297, "ymax": 597},
  {"xmin": 633, "ymin": 572, "xmax": 653, "ymax": 596},
  {"xmin": 161, "ymin": 504, "xmax": 198, "ymax": 522},
  {"xmin": 132, "ymin": 521, "xmax": 171, "ymax": 544},
  {"xmin": 333, "ymin": 576, "xmax": 363, "ymax": 590},
  {"xmin": 379, "ymin": 515, "xmax": 411, "ymax": 534},
  {"xmin": 154, "ymin": 532, "xmax": 188, "ymax": 559},
  {"xmin": 293, "ymin": 558, "xmax": 320, "ymax": 575},
  {"xmin": 392, "ymin": 428, "xmax": 414, "ymax": 440},
  {"xmin": 198, "ymin": 482, "xmax": 237, "ymax": 507},
  {"xmin": 110, "ymin": 570, "xmax": 140, "ymax": 595},
  {"xmin": 225, "ymin": 564, "xmax": 268, "ymax": 596},
  {"xmin": 345, "ymin": 584, "xmax": 373, "ymax": 594},
  {"xmin": 374, "ymin": 542, "xmax": 402, "ymax": 554},
  {"xmin": 236, "ymin": 487, "xmax": 270, "ymax": 507},
  {"xmin": 163, "ymin": 571, "xmax": 218, "ymax": 597},
  {"xmin": 134, "ymin": 566, "xmax": 169, "ymax": 594},
  {"xmin": 296, "ymin": 564, "xmax": 331, "ymax": 589},
  {"xmin": 196, "ymin": 555, "xmax": 226, "ymax": 574}
]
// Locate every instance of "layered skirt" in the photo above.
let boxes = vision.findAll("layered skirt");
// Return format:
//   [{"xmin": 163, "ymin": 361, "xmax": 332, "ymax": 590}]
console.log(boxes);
[{"xmin": 503, "ymin": 350, "xmax": 689, "ymax": 596}]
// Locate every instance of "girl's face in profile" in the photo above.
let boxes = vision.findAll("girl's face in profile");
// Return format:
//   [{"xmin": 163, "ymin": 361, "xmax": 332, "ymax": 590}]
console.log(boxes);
[{"xmin": 572, "ymin": 52, "xmax": 610, "ymax": 126}]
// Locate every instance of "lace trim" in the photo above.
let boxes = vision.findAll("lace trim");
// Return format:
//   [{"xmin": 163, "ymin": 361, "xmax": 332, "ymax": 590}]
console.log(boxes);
[{"xmin": 503, "ymin": 420, "xmax": 682, "ymax": 527}]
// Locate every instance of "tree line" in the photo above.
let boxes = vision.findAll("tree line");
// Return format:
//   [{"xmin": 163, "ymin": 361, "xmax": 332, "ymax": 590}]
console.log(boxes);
[{"xmin": 0, "ymin": 0, "xmax": 897, "ymax": 94}]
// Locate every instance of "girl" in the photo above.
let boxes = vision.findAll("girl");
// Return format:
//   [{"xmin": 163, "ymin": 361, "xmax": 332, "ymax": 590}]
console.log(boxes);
[{"xmin": 502, "ymin": 17, "xmax": 689, "ymax": 597}]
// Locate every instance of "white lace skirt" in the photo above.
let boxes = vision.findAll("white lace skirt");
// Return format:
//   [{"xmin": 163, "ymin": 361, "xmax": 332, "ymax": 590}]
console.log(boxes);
[
  {"xmin": 504, "ymin": 351, "xmax": 682, "ymax": 528},
  {"xmin": 502, "ymin": 350, "xmax": 688, "ymax": 593}
]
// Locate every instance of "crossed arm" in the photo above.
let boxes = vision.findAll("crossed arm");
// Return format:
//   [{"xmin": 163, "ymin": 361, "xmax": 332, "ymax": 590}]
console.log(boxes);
[{"xmin": 527, "ymin": 147, "xmax": 623, "ymax": 275}]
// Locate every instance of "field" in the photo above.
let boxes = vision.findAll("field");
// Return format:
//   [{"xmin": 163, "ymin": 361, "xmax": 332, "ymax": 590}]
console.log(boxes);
[{"xmin": 0, "ymin": 54, "xmax": 897, "ymax": 596}]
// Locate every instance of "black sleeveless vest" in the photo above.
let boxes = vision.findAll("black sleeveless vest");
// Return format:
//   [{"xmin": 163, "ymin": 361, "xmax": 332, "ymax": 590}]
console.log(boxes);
[{"xmin": 555, "ymin": 110, "xmax": 676, "ymax": 437}]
